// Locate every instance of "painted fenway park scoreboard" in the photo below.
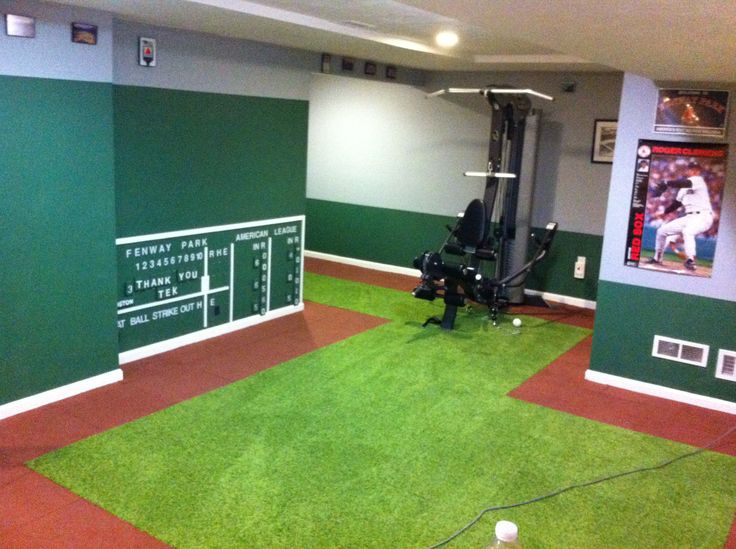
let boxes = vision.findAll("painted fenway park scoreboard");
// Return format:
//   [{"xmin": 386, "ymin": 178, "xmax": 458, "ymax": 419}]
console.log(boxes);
[{"xmin": 116, "ymin": 216, "xmax": 304, "ymax": 363}]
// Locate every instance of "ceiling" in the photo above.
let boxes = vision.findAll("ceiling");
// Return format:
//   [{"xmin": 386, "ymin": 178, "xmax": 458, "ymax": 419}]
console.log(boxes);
[{"xmin": 53, "ymin": 0, "xmax": 736, "ymax": 81}]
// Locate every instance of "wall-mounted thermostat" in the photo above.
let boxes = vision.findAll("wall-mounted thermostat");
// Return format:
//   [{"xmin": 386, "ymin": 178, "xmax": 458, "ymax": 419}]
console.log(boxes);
[{"xmin": 139, "ymin": 37, "xmax": 156, "ymax": 67}]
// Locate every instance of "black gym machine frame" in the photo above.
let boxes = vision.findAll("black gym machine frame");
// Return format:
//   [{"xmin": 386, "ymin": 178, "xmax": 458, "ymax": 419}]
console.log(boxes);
[{"xmin": 412, "ymin": 86, "xmax": 558, "ymax": 329}]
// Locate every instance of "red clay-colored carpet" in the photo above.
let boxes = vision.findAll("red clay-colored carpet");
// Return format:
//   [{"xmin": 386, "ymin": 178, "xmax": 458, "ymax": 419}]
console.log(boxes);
[
  {"xmin": 1, "ymin": 257, "xmax": 734, "ymax": 547},
  {"xmin": 0, "ymin": 301, "xmax": 387, "ymax": 548}
]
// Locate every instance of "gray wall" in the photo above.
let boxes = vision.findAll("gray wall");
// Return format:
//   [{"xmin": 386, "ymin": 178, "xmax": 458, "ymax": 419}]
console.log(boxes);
[
  {"xmin": 112, "ymin": 19, "xmax": 315, "ymax": 100},
  {"xmin": 599, "ymin": 73, "xmax": 736, "ymax": 301},
  {"xmin": 423, "ymin": 71, "xmax": 623, "ymax": 235},
  {"xmin": 111, "ymin": 20, "xmax": 426, "ymax": 101},
  {"xmin": 0, "ymin": 0, "xmax": 112, "ymax": 81},
  {"xmin": 307, "ymin": 70, "xmax": 623, "ymax": 236}
]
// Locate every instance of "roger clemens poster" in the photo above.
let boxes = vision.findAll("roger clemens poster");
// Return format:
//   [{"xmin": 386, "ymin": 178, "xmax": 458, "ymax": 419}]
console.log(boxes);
[{"xmin": 624, "ymin": 140, "xmax": 728, "ymax": 278}]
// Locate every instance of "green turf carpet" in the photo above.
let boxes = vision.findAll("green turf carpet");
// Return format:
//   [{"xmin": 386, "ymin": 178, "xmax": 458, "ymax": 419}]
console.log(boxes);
[{"xmin": 29, "ymin": 273, "xmax": 735, "ymax": 548}]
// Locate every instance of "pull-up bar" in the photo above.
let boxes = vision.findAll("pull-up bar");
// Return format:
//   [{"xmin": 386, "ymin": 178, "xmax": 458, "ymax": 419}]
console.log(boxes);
[
  {"xmin": 463, "ymin": 171, "xmax": 516, "ymax": 179},
  {"xmin": 426, "ymin": 87, "xmax": 554, "ymax": 101}
]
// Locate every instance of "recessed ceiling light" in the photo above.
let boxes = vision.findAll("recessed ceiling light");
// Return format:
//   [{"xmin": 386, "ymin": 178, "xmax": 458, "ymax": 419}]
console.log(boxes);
[{"xmin": 435, "ymin": 30, "xmax": 459, "ymax": 48}]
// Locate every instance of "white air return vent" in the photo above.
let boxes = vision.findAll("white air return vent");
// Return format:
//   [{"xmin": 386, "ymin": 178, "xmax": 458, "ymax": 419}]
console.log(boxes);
[
  {"xmin": 652, "ymin": 335, "xmax": 709, "ymax": 367},
  {"xmin": 715, "ymin": 349, "xmax": 736, "ymax": 381}
]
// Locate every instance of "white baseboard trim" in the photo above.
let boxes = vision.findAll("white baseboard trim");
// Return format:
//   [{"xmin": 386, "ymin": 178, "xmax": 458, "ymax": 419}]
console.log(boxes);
[
  {"xmin": 305, "ymin": 250, "xmax": 420, "ymax": 278},
  {"xmin": 305, "ymin": 250, "xmax": 596, "ymax": 310},
  {"xmin": 525, "ymin": 289, "xmax": 596, "ymax": 310},
  {"xmin": 118, "ymin": 303, "xmax": 304, "ymax": 364},
  {"xmin": 0, "ymin": 369, "xmax": 124, "ymax": 421},
  {"xmin": 1, "ymin": 304, "xmax": 306, "ymax": 420},
  {"xmin": 584, "ymin": 369, "xmax": 736, "ymax": 414}
]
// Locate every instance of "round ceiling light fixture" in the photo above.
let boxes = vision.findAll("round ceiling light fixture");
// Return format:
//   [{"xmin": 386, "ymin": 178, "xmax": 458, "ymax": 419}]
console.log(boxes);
[{"xmin": 435, "ymin": 30, "xmax": 459, "ymax": 48}]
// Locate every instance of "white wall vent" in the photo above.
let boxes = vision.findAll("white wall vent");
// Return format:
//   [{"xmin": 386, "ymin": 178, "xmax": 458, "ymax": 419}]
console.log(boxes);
[
  {"xmin": 715, "ymin": 349, "xmax": 736, "ymax": 382},
  {"xmin": 652, "ymin": 335, "xmax": 709, "ymax": 367}
]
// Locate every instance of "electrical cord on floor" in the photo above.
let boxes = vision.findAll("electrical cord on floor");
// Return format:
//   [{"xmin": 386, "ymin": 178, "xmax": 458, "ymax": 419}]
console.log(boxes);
[{"xmin": 426, "ymin": 424, "xmax": 736, "ymax": 549}]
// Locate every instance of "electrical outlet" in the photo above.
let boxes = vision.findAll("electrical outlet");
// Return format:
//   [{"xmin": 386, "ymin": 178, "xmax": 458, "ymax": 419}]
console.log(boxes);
[{"xmin": 574, "ymin": 256, "xmax": 586, "ymax": 279}]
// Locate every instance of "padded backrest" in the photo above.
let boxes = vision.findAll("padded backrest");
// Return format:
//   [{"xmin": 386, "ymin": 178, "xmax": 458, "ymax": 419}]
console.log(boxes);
[{"xmin": 456, "ymin": 199, "xmax": 488, "ymax": 247}]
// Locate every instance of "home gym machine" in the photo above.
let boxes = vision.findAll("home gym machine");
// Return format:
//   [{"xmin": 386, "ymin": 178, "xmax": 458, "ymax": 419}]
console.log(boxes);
[{"xmin": 412, "ymin": 86, "xmax": 558, "ymax": 329}]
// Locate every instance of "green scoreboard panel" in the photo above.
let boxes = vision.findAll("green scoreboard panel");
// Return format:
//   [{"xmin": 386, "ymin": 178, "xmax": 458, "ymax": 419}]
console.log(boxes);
[{"xmin": 116, "ymin": 216, "xmax": 304, "ymax": 363}]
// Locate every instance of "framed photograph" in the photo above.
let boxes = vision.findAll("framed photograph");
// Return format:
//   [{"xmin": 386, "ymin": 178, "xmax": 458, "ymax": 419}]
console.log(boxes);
[
  {"xmin": 364, "ymin": 61, "xmax": 377, "ymax": 76},
  {"xmin": 5, "ymin": 14, "xmax": 35, "ymax": 38},
  {"xmin": 320, "ymin": 53, "xmax": 331, "ymax": 74},
  {"xmin": 139, "ymin": 37, "xmax": 156, "ymax": 67},
  {"xmin": 385, "ymin": 65, "xmax": 397, "ymax": 80},
  {"xmin": 654, "ymin": 89, "xmax": 729, "ymax": 138},
  {"xmin": 341, "ymin": 57, "xmax": 354, "ymax": 72},
  {"xmin": 71, "ymin": 22, "xmax": 97, "ymax": 45},
  {"xmin": 591, "ymin": 119, "xmax": 617, "ymax": 163}
]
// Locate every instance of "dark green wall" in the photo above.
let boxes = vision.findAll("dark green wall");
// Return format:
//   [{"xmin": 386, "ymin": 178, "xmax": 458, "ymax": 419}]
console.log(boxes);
[
  {"xmin": 526, "ymin": 230, "xmax": 601, "ymax": 301},
  {"xmin": 591, "ymin": 280, "xmax": 735, "ymax": 402},
  {"xmin": 0, "ymin": 81, "xmax": 310, "ymax": 407},
  {"xmin": 306, "ymin": 199, "xmax": 602, "ymax": 301},
  {"xmin": 114, "ymin": 85, "xmax": 309, "ymax": 353},
  {"xmin": 0, "ymin": 76, "xmax": 118, "ymax": 405},
  {"xmin": 305, "ymin": 199, "xmax": 455, "ymax": 269},
  {"xmin": 114, "ymin": 85, "xmax": 308, "ymax": 237}
]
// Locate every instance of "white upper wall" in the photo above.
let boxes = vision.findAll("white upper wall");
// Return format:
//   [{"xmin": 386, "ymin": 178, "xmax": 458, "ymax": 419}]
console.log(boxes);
[
  {"xmin": 0, "ymin": 0, "xmax": 112, "ymax": 81},
  {"xmin": 111, "ymin": 18, "xmax": 427, "ymax": 101},
  {"xmin": 306, "ymin": 73, "xmax": 488, "ymax": 217},
  {"xmin": 599, "ymin": 73, "xmax": 736, "ymax": 301},
  {"xmin": 2, "ymin": 0, "xmax": 624, "ymax": 244},
  {"xmin": 112, "ymin": 19, "xmax": 316, "ymax": 101}
]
